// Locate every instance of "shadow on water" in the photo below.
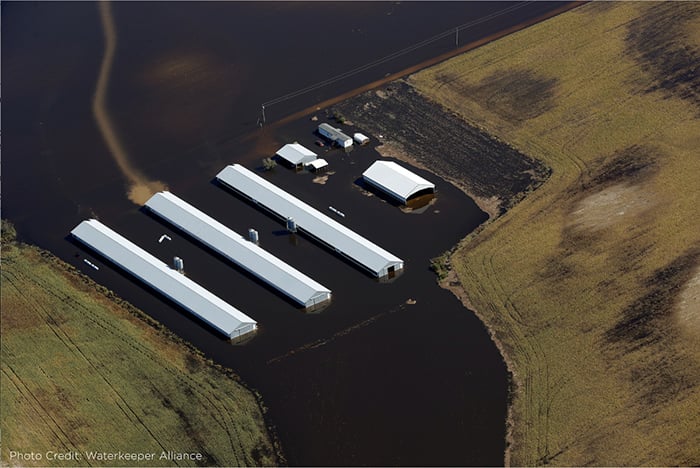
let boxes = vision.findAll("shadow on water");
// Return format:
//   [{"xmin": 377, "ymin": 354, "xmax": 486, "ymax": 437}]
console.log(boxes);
[{"xmin": 1, "ymin": 1, "xmax": 570, "ymax": 465}]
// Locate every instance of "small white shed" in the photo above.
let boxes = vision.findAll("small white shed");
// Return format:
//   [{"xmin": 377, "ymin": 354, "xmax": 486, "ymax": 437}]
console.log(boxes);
[{"xmin": 306, "ymin": 159, "xmax": 329, "ymax": 172}]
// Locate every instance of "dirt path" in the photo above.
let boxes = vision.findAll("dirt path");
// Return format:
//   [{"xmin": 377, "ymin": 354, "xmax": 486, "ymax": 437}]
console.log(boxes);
[{"xmin": 93, "ymin": 1, "xmax": 166, "ymax": 205}]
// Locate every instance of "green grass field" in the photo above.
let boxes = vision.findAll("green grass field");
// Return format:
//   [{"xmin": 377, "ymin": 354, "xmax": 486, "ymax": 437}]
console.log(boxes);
[
  {"xmin": 411, "ymin": 2, "xmax": 700, "ymax": 465},
  {"xmin": 1, "ymin": 224, "xmax": 278, "ymax": 467}
]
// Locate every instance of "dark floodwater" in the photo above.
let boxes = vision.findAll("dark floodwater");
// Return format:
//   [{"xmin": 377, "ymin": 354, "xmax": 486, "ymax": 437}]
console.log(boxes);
[{"xmin": 2, "ymin": 2, "xmax": 567, "ymax": 465}]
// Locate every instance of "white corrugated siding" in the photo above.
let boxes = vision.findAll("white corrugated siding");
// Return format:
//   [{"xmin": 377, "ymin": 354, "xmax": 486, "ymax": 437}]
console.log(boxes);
[
  {"xmin": 216, "ymin": 164, "xmax": 404, "ymax": 277},
  {"xmin": 145, "ymin": 191, "xmax": 331, "ymax": 308},
  {"xmin": 71, "ymin": 219, "xmax": 257, "ymax": 339},
  {"xmin": 362, "ymin": 160, "xmax": 435, "ymax": 204}
]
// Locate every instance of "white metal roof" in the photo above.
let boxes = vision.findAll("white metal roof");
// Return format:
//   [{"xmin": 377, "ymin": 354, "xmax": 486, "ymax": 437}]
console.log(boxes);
[
  {"xmin": 353, "ymin": 133, "xmax": 369, "ymax": 144},
  {"xmin": 307, "ymin": 159, "xmax": 328, "ymax": 170},
  {"xmin": 362, "ymin": 160, "xmax": 436, "ymax": 204},
  {"xmin": 71, "ymin": 219, "xmax": 257, "ymax": 339},
  {"xmin": 276, "ymin": 143, "xmax": 317, "ymax": 165},
  {"xmin": 145, "ymin": 191, "xmax": 331, "ymax": 308},
  {"xmin": 318, "ymin": 123, "xmax": 353, "ymax": 146},
  {"xmin": 216, "ymin": 164, "xmax": 404, "ymax": 277}
]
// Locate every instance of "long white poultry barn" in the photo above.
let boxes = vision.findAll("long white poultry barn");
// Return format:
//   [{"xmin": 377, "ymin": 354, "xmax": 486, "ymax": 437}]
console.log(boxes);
[
  {"xmin": 362, "ymin": 160, "xmax": 436, "ymax": 204},
  {"xmin": 70, "ymin": 219, "xmax": 257, "ymax": 339},
  {"xmin": 216, "ymin": 164, "xmax": 404, "ymax": 278},
  {"xmin": 144, "ymin": 191, "xmax": 331, "ymax": 308}
]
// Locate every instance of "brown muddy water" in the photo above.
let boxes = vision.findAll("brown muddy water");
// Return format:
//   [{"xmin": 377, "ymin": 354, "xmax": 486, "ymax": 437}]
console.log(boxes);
[{"xmin": 2, "ymin": 2, "xmax": 568, "ymax": 465}]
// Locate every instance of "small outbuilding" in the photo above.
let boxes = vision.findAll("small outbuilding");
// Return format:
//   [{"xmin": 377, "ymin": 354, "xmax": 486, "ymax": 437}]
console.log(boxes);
[
  {"xmin": 362, "ymin": 160, "xmax": 436, "ymax": 205},
  {"xmin": 353, "ymin": 133, "xmax": 370, "ymax": 145},
  {"xmin": 276, "ymin": 143, "xmax": 317, "ymax": 169},
  {"xmin": 306, "ymin": 158, "xmax": 329, "ymax": 172},
  {"xmin": 318, "ymin": 123, "xmax": 353, "ymax": 148}
]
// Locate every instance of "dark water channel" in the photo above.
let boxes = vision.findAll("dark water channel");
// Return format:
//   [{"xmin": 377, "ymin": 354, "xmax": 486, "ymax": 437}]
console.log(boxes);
[{"xmin": 2, "ymin": 2, "xmax": 567, "ymax": 465}]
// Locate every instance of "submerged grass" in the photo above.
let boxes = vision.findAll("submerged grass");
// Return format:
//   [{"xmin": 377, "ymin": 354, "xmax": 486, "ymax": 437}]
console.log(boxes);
[
  {"xmin": 411, "ymin": 2, "xmax": 700, "ymax": 465},
  {"xmin": 0, "ymin": 228, "xmax": 279, "ymax": 467}
]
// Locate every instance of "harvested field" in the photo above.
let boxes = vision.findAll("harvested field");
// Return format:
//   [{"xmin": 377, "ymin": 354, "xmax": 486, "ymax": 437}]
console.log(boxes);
[
  {"xmin": 0, "ymin": 225, "xmax": 279, "ymax": 467},
  {"xmin": 331, "ymin": 80, "xmax": 550, "ymax": 216},
  {"xmin": 409, "ymin": 1, "xmax": 700, "ymax": 466}
]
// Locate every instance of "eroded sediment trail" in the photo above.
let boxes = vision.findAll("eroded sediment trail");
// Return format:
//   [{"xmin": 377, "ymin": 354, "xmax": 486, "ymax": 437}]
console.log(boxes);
[{"xmin": 93, "ymin": 1, "xmax": 166, "ymax": 205}]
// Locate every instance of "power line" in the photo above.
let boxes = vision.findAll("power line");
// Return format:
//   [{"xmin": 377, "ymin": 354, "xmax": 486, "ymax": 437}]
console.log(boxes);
[{"xmin": 261, "ymin": 2, "xmax": 532, "ymax": 109}]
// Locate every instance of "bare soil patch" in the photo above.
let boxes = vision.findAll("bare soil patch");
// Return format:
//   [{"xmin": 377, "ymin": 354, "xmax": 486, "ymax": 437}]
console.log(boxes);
[
  {"xmin": 677, "ymin": 266, "xmax": 700, "ymax": 340},
  {"xmin": 568, "ymin": 144, "xmax": 659, "ymax": 232},
  {"xmin": 569, "ymin": 183, "xmax": 655, "ymax": 232}
]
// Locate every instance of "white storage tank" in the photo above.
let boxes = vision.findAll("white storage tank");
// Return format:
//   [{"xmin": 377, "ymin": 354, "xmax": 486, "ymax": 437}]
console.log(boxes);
[
  {"xmin": 173, "ymin": 256, "xmax": 184, "ymax": 274},
  {"xmin": 353, "ymin": 133, "xmax": 370, "ymax": 145},
  {"xmin": 248, "ymin": 228, "xmax": 259, "ymax": 244}
]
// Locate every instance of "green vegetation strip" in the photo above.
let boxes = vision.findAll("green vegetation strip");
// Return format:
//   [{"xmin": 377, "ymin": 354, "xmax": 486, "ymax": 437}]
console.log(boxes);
[
  {"xmin": 1, "ymin": 223, "xmax": 278, "ymax": 467},
  {"xmin": 411, "ymin": 2, "xmax": 700, "ymax": 466}
]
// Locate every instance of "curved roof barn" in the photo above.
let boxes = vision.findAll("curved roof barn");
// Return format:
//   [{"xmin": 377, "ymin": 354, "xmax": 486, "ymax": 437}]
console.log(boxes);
[{"xmin": 362, "ymin": 160, "xmax": 436, "ymax": 204}]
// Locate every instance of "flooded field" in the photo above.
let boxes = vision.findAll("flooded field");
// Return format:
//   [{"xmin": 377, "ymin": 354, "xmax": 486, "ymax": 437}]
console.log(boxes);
[
  {"xmin": 67, "ymin": 123, "xmax": 501, "ymax": 465},
  {"xmin": 2, "ymin": 2, "xmax": 570, "ymax": 464}
]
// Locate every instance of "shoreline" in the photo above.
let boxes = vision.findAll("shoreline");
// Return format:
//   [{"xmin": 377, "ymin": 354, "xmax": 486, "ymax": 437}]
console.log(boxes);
[
  {"xmin": 248, "ymin": 5, "xmax": 587, "ymax": 463},
  {"xmin": 2, "ymin": 237, "xmax": 286, "ymax": 466},
  {"xmin": 375, "ymin": 140, "xmax": 502, "ymax": 220},
  {"xmin": 440, "ymin": 269, "xmax": 518, "ymax": 467},
  {"xmin": 373, "ymin": 133, "xmax": 519, "ymax": 465}
]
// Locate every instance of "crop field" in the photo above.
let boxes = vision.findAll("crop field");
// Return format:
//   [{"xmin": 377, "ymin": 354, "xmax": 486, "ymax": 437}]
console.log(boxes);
[
  {"xmin": 0, "ymin": 224, "xmax": 278, "ymax": 467},
  {"xmin": 409, "ymin": 2, "xmax": 700, "ymax": 466}
]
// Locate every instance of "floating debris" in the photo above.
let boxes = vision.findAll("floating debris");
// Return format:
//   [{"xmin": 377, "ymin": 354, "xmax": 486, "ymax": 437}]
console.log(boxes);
[
  {"xmin": 329, "ymin": 206, "xmax": 346, "ymax": 218},
  {"xmin": 83, "ymin": 258, "xmax": 99, "ymax": 270}
]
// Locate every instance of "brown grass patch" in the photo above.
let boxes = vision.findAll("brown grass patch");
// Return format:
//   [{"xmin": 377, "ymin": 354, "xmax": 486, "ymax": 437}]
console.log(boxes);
[{"xmin": 411, "ymin": 1, "xmax": 700, "ymax": 465}]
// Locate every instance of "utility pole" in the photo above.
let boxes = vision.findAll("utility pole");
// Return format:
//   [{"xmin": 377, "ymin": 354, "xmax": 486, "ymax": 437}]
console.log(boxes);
[
  {"xmin": 261, "ymin": 105, "xmax": 266, "ymax": 126},
  {"xmin": 455, "ymin": 27, "xmax": 459, "ymax": 47}
]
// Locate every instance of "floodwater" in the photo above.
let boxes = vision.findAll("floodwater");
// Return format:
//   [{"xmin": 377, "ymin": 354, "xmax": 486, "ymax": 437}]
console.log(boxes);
[{"xmin": 2, "ymin": 2, "xmax": 568, "ymax": 465}]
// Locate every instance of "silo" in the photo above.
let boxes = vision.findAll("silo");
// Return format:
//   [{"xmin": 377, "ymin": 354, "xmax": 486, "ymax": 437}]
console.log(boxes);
[
  {"xmin": 248, "ymin": 228, "xmax": 259, "ymax": 244},
  {"xmin": 173, "ymin": 256, "xmax": 184, "ymax": 274}
]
